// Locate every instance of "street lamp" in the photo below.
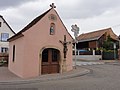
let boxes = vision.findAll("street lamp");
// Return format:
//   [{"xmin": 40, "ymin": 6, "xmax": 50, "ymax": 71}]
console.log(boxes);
[{"xmin": 71, "ymin": 24, "xmax": 79, "ymax": 69}]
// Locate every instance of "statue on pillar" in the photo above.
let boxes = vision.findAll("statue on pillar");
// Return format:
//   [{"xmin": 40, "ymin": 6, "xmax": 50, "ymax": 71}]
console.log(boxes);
[
  {"xmin": 59, "ymin": 35, "xmax": 71, "ymax": 59},
  {"xmin": 59, "ymin": 35, "xmax": 71, "ymax": 72}
]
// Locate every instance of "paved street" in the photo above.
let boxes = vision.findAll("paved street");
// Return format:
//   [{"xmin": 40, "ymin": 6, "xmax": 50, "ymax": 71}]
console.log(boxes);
[{"xmin": 1, "ymin": 63, "xmax": 120, "ymax": 90}]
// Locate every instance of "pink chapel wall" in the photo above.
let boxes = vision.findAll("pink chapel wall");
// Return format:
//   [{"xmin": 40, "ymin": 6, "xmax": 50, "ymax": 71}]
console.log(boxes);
[
  {"xmin": 8, "ymin": 9, "xmax": 73, "ymax": 78},
  {"xmin": 118, "ymin": 49, "xmax": 120, "ymax": 60},
  {"xmin": 8, "ymin": 37, "xmax": 25, "ymax": 77}
]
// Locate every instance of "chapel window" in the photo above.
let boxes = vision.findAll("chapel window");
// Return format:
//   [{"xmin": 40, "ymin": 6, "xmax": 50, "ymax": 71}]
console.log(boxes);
[
  {"xmin": 0, "ymin": 22, "xmax": 1, "ymax": 27},
  {"xmin": 50, "ymin": 23, "xmax": 55, "ymax": 35},
  {"xmin": 13, "ymin": 45, "xmax": 15, "ymax": 62}
]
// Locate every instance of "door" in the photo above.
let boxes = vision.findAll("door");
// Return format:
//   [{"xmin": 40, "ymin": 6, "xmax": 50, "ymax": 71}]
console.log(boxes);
[{"xmin": 41, "ymin": 48, "xmax": 60, "ymax": 74}]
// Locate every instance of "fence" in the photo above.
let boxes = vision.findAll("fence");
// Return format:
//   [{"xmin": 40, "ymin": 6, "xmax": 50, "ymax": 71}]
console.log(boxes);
[
  {"xmin": 73, "ymin": 50, "xmax": 101, "ymax": 55},
  {"xmin": 73, "ymin": 49, "xmax": 119, "ymax": 60},
  {"xmin": 73, "ymin": 50, "xmax": 102, "ymax": 60}
]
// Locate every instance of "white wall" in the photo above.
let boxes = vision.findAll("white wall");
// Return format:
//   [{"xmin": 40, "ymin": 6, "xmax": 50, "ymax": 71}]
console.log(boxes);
[
  {"xmin": 73, "ymin": 55, "xmax": 102, "ymax": 60},
  {"xmin": 0, "ymin": 16, "xmax": 15, "ymax": 53}
]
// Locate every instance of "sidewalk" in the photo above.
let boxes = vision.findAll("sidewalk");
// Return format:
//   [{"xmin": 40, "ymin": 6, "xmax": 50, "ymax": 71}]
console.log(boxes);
[{"xmin": 0, "ymin": 66, "xmax": 90, "ymax": 85}]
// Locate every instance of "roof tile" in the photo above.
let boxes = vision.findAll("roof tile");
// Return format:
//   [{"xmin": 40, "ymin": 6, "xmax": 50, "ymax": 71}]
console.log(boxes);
[{"xmin": 77, "ymin": 28, "xmax": 118, "ymax": 42}]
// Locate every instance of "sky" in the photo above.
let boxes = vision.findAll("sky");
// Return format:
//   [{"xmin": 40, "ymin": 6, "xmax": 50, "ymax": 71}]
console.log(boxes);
[{"xmin": 0, "ymin": 0, "xmax": 120, "ymax": 37}]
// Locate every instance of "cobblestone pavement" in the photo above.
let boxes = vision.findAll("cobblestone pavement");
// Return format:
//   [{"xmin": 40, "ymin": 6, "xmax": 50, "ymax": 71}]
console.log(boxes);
[{"xmin": 1, "ymin": 63, "xmax": 120, "ymax": 90}]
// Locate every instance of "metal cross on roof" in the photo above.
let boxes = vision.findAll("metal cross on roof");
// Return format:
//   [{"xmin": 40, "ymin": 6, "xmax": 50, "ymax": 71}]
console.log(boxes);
[{"xmin": 50, "ymin": 3, "xmax": 56, "ymax": 8}]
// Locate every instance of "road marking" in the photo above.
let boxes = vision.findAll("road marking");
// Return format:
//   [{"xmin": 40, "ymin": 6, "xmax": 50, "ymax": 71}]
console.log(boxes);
[{"xmin": 73, "ymin": 61, "xmax": 105, "ymax": 66}]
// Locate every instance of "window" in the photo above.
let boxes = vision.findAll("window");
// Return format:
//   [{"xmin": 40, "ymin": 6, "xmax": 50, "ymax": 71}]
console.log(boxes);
[
  {"xmin": 52, "ymin": 49, "xmax": 59, "ymax": 62},
  {"xmin": 49, "ymin": 14, "xmax": 57, "ymax": 21},
  {"xmin": 13, "ymin": 45, "xmax": 15, "ymax": 62},
  {"xmin": 50, "ymin": 23, "xmax": 55, "ymax": 35},
  {"xmin": 0, "ymin": 22, "xmax": 1, "ymax": 27},
  {"xmin": 42, "ymin": 49, "xmax": 48, "ymax": 62},
  {"xmin": 1, "ymin": 47, "xmax": 8, "ymax": 53},
  {"xmin": 1, "ymin": 33, "xmax": 9, "ymax": 41}
]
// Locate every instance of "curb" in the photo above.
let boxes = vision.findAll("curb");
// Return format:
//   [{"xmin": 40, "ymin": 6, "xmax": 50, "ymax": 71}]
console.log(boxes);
[
  {"xmin": 75, "ymin": 62, "xmax": 105, "ymax": 66},
  {"xmin": 0, "ymin": 68, "xmax": 90, "ymax": 85}
]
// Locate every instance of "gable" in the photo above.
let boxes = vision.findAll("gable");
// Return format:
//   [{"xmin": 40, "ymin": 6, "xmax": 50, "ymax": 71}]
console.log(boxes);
[
  {"xmin": 0, "ymin": 15, "xmax": 15, "ymax": 34},
  {"xmin": 53, "ymin": 10, "xmax": 73, "ymax": 40},
  {"xmin": 8, "ymin": 8, "xmax": 73, "ymax": 42}
]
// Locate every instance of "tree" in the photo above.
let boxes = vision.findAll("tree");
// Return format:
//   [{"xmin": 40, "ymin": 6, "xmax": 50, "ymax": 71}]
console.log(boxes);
[{"xmin": 102, "ymin": 35, "xmax": 114, "ymax": 50}]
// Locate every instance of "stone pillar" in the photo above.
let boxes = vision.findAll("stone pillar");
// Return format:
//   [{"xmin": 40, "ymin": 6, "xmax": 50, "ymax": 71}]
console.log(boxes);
[
  {"xmin": 118, "ymin": 35, "xmax": 120, "ymax": 60},
  {"xmin": 93, "ymin": 50, "xmax": 95, "ymax": 55},
  {"xmin": 62, "ymin": 59, "xmax": 67, "ymax": 72}
]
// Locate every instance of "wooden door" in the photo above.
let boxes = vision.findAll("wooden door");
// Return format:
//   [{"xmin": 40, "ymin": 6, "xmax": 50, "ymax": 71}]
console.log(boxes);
[{"xmin": 41, "ymin": 48, "xmax": 59, "ymax": 74}]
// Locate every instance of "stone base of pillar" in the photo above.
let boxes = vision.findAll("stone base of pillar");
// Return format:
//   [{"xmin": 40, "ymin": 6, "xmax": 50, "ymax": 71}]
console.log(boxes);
[{"xmin": 62, "ymin": 60, "xmax": 67, "ymax": 72}]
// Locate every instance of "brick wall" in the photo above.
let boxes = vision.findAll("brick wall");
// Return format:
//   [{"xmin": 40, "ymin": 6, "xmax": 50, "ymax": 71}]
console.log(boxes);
[{"xmin": 89, "ymin": 41, "xmax": 97, "ymax": 49}]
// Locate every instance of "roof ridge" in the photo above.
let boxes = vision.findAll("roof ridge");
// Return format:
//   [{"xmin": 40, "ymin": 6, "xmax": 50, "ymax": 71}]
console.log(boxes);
[
  {"xmin": 77, "ymin": 28, "xmax": 114, "ymax": 42},
  {"xmin": 8, "ymin": 8, "xmax": 52, "ymax": 41},
  {"xmin": 20, "ymin": 8, "xmax": 52, "ymax": 33},
  {"xmin": 0, "ymin": 15, "xmax": 15, "ymax": 34},
  {"xmin": 81, "ymin": 28, "xmax": 111, "ymax": 35}
]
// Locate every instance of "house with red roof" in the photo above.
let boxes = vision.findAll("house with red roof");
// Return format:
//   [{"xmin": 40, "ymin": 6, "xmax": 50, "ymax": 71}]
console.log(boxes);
[
  {"xmin": 74, "ymin": 28, "xmax": 119, "ymax": 60},
  {"xmin": 77, "ymin": 28, "xmax": 119, "ymax": 50}
]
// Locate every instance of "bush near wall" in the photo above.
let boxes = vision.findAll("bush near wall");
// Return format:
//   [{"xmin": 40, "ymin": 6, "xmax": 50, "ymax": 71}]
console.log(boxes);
[
  {"xmin": 0, "ymin": 53, "xmax": 8, "ymax": 66},
  {"xmin": 102, "ymin": 50, "xmax": 118, "ymax": 60}
]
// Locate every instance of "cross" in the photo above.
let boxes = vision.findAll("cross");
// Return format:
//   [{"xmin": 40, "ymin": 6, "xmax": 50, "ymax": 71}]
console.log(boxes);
[
  {"xmin": 71, "ymin": 24, "xmax": 79, "ymax": 38},
  {"xmin": 59, "ymin": 35, "xmax": 71, "ymax": 59},
  {"xmin": 50, "ymin": 3, "xmax": 56, "ymax": 8},
  {"xmin": 71, "ymin": 24, "xmax": 79, "ymax": 69}
]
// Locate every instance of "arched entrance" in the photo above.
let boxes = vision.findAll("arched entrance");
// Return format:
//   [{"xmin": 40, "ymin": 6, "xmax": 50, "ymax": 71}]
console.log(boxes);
[{"xmin": 41, "ymin": 48, "xmax": 60, "ymax": 74}]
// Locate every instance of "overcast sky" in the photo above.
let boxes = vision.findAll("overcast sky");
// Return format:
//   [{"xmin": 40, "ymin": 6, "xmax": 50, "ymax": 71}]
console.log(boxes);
[{"xmin": 0, "ymin": 0, "xmax": 120, "ymax": 36}]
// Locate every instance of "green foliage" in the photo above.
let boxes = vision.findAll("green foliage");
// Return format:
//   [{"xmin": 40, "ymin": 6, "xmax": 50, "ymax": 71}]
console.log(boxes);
[
  {"xmin": 102, "ymin": 35, "xmax": 114, "ymax": 50},
  {"xmin": 104, "ymin": 50, "xmax": 114, "ymax": 52},
  {"xmin": 102, "ymin": 41, "xmax": 113, "ymax": 50}
]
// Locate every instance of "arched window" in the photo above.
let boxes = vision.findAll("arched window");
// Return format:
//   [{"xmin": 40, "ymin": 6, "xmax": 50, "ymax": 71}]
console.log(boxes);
[
  {"xmin": 50, "ymin": 23, "xmax": 55, "ymax": 35},
  {"xmin": 13, "ymin": 45, "xmax": 15, "ymax": 62}
]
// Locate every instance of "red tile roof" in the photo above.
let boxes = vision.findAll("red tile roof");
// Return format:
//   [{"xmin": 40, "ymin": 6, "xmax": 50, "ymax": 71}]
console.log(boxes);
[{"xmin": 77, "ymin": 28, "xmax": 118, "ymax": 42}]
